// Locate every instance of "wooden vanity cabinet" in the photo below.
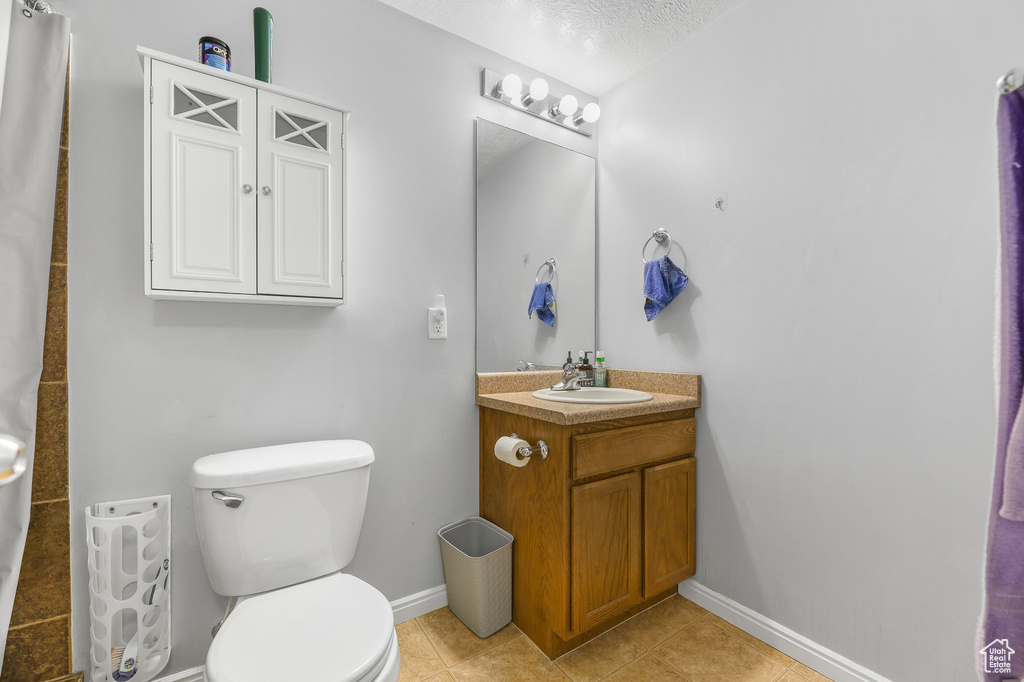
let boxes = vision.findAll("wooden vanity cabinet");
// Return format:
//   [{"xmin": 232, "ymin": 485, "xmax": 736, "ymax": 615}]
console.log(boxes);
[{"xmin": 479, "ymin": 407, "xmax": 696, "ymax": 659}]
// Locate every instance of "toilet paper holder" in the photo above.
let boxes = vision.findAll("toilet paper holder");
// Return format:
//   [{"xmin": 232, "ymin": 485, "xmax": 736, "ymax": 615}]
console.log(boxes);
[{"xmin": 509, "ymin": 433, "xmax": 548, "ymax": 461}]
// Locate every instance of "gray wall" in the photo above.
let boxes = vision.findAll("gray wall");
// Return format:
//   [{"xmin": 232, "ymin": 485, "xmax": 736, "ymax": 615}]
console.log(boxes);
[
  {"xmin": 64, "ymin": 0, "xmax": 595, "ymax": 675},
  {"xmin": 597, "ymin": 1, "xmax": 1010, "ymax": 680}
]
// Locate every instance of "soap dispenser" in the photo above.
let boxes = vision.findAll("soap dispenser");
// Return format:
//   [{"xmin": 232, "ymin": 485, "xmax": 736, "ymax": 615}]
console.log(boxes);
[{"xmin": 578, "ymin": 352, "xmax": 594, "ymax": 387}]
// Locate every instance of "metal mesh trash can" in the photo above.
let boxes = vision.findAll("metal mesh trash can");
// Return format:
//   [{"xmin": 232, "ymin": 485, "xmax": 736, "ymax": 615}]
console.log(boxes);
[{"xmin": 438, "ymin": 516, "xmax": 513, "ymax": 638}]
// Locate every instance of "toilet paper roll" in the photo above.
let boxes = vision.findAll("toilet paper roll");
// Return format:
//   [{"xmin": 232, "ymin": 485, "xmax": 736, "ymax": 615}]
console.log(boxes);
[{"xmin": 494, "ymin": 436, "xmax": 531, "ymax": 467}]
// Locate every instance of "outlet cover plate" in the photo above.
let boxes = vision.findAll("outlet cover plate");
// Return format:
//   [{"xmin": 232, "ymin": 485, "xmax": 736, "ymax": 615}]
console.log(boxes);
[{"xmin": 428, "ymin": 307, "xmax": 447, "ymax": 339}]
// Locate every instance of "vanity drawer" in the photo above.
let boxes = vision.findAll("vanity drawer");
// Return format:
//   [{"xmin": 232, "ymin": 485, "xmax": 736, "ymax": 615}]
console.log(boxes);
[{"xmin": 571, "ymin": 418, "xmax": 695, "ymax": 479}]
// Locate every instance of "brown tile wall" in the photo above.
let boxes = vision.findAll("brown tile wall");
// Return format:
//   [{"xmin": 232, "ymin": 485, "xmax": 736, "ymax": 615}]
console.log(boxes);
[{"xmin": 2, "ymin": 78, "xmax": 79, "ymax": 682}]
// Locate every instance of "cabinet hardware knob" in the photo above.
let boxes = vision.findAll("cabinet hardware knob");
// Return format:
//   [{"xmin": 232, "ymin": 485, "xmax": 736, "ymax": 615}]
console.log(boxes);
[
  {"xmin": 242, "ymin": 184, "xmax": 253, "ymax": 195},
  {"xmin": 261, "ymin": 186, "xmax": 272, "ymax": 197}
]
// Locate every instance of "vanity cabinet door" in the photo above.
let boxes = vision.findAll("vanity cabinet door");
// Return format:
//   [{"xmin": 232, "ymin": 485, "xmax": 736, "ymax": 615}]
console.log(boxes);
[
  {"xmin": 643, "ymin": 457, "xmax": 696, "ymax": 598},
  {"xmin": 571, "ymin": 472, "xmax": 642, "ymax": 632},
  {"xmin": 150, "ymin": 61, "xmax": 257, "ymax": 295},
  {"xmin": 256, "ymin": 91, "xmax": 345, "ymax": 299}
]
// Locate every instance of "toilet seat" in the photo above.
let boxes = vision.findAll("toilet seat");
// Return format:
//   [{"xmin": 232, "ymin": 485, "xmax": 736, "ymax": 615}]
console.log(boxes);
[{"xmin": 206, "ymin": 573, "xmax": 396, "ymax": 682}]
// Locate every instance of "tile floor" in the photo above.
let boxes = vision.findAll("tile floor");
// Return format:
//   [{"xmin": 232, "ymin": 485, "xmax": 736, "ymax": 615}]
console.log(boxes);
[{"xmin": 396, "ymin": 594, "xmax": 835, "ymax": 682}]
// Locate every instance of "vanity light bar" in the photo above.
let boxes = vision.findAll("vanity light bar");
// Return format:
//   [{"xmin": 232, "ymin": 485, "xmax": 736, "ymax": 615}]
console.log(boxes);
[{"xmin": 481, "ymin": 68, "xmax": 600, "ymax": 137}]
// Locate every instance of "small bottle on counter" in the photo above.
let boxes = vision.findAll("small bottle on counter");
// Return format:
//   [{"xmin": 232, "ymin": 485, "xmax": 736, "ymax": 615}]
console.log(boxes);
[
  {"xmin": 594, "ymin": 351, "xmax": 607, "ymax": 387},
  {"xmin": 578, "ymin": 352, "xmax": 594, "ymax": 387}
]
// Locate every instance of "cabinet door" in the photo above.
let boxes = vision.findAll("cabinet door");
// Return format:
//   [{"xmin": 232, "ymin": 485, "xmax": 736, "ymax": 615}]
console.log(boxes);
[
  {"xmin": 571, "ymin": 472, "xmax": 641, "ymax": 632},
  {"xmin": 644, "ymin": 458, "xmax": 696, "ymax": 598},
  {"xmin": 150, "ymin": 61, "xmax": 257, "ymax": 294},
  {"xmin": 256, "ymin": 91, "xmax": 345, "ymax": 299}
]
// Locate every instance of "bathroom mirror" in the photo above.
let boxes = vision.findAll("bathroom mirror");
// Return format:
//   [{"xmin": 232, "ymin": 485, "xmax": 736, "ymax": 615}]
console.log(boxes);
[{"xmin": 475, "ymin": 119, "xmax": 596, "ymax": 372}]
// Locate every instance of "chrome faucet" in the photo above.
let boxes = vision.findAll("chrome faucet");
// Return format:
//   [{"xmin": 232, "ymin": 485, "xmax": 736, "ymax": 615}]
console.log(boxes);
[{"xmin": 551, "ymin": 362, "xmax": 582, "ymax": 391}]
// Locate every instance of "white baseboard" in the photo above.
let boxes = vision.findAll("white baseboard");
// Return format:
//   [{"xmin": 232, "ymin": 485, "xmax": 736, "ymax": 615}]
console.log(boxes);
[
  {"xmin": 148, "ymin": 667, "xmax": 205, "ymax": 682},
  {"xmin": 149, "ymin": 585, "xmax": 448, "ymax": 682},
  {"xmin": 390, "ymin": 583, "xmax": 448, "ymax": 624},
  {"xmin": 678, "ymin": 580, "xmax": 892, "ymax": 682}
]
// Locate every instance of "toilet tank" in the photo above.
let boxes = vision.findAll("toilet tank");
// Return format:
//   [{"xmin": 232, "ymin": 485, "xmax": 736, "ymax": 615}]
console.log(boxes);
[{"xmin": 188, "ymin": 440, "xmax": 374, "ymax": 596}]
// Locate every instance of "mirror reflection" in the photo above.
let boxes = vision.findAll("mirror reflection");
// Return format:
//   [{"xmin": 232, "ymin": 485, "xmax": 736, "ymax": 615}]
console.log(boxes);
[{"xmin": 475, "ymin": 119, "xmax": 596, "ymax": 372}]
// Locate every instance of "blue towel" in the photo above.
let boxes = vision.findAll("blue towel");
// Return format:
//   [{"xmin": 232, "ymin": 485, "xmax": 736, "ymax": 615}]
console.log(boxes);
[
  {"xmin": 643, "ymin": 256, "xmax": 688, "ymax": 321},
  {"xmin": 528, "ymin": 282, "xmax": 556, "ymax": 327}
]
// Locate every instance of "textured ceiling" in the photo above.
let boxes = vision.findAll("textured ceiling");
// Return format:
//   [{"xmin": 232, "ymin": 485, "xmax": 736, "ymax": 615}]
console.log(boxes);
[{"xmin": 375, "ymin": 0, "xmax": 732, "ymax": 95}]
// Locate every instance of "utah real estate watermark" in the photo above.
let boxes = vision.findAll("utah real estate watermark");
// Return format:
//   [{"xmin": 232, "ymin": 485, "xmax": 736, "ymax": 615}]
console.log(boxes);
[{"xmin": 980, "ymin": 639, "xmax": 1016, "ymax": 675}]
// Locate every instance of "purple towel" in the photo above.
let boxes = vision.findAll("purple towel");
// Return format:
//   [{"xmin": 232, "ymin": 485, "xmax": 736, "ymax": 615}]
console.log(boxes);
[{"xmin": 978, "ymin": 89, "xmax": 1024, "ymax": 681}]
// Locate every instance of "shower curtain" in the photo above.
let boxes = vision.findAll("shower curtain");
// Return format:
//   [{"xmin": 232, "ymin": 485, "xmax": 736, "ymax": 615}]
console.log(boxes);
[{"xmin": 0, "ymin": 0, "xmax": 69, "ymax": 669}]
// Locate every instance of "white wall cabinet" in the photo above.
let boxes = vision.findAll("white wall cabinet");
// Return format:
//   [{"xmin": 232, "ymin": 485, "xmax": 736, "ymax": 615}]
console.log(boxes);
[{"xmin": 141, "ymin": 48, "xmax": 348, "ymax": 306}]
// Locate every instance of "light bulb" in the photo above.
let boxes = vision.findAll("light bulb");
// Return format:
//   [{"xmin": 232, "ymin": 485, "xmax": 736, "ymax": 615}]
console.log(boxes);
[
  {"xmin": 497, "ymin": 73, "xmax": 522, "ymax": 100},
  {"xmin": 528, "ymin": 77, "xmax": 552, "ymax": 101},
  {"xmin": 575, "ymin": 102, "xmax": 601, "ymax": 124},
  {"xmin": 552, "ymin": 94, "xmax": 577, "ymax": 118}
]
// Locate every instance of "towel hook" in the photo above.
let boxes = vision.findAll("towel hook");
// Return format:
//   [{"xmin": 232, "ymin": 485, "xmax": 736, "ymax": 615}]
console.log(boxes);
[
  {"xmin": 535, "ymin": 258, "xmax": 556, "ymax": 283},
  {"xmin": 1000, "ymin": 69, "xmax": 1023, "ymax": 94},
  {"xmin": 642, "ymin": 228, "xmax": 673, "ymax": 264}
]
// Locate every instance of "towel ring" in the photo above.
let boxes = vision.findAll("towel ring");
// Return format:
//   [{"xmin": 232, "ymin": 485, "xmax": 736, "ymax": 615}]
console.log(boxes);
[
  {"xmin": 535, "ymin": 258, "xmax": 556, "ymax": 283},
  {"xmin": 641, "ymin": 228, "xmax": 673, "ymax": 264}
]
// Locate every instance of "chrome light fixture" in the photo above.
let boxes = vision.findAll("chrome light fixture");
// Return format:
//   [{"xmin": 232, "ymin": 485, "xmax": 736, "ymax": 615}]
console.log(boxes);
[{"xmin": 481, "ymin": 68, "xmax": 600, "ymax": 137}]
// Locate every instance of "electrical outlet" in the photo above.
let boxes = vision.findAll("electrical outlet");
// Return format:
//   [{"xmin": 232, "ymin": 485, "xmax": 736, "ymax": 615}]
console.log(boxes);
[{"xmin": 428, "ymin": 307, "xmax": 447, "ymax": 339}]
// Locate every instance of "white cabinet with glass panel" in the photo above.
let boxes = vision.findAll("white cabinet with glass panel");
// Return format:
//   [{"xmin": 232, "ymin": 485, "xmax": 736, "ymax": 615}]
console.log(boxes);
[{"xmin": 140, "ymin": 47, "xmax": 348, "ymax": 306}]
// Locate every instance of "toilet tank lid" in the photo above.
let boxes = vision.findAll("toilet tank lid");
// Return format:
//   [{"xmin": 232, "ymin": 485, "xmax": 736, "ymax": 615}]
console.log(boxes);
[{"xmin": 188, "ymin": 440, "xmax": 374, "ymax": 489}]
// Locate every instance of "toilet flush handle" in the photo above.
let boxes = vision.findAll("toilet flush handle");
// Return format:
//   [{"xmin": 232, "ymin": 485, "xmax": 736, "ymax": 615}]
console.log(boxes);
[{"xmin": 211, "ymin": 490, "xmax": 245, "ymax": 509}]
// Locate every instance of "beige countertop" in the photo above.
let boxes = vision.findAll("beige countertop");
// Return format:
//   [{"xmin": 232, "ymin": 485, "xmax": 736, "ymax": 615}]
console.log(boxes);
[{"xmin": 476, "ymin": 369, "xmax": 701, "ymax": 426}]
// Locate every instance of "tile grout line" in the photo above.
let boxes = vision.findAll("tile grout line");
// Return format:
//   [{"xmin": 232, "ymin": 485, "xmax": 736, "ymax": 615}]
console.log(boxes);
[
  {"xmin": 784, "ymin": 666, "xmax": 820, "ymax": 682},
  {"xmin": 441, "ymin": 626, "xmax": 554, "ymax": 680},
  {"xmin": 7, "ymin": 612, "xmax": 70, "ymax": 631},
  {"xmin": 410, "ymin": 616, "xmax": 449, "ymax": 680},
  {"xmin": 585, "ymin": 627, "xmax": 647, "ymax": 682},
  {"xmin": 701, "ymin": 612, "xmax": 796, "ymax": 673},
  {"xmin": 519, "ymin": 631, "xmax": 569, "ymax": 680},
  {"xmin": 646, "ymin": 617, "xmax": 707, "ymax": 681},
  {"xmin": 649, "ymin": 648, "xmax": 697, "ymax": 682},
  {"xmin": 30, "ymin": 497, "xmax": 70, "ymax": 506},
  {"xmin": 416, "ymin": 612, "xmax": 526, "ymax": 675},
  {"xmin": 573, "ymin": 597, "xmax": 709, "ymax": 681},
  {"xmin": 636, "ymin": 608, "xmax": 705, "ymax": 650},
  {"xmin": 450, "ymin": 630, "xmax": 526, "ymax": 671},
  {"xmin": 565, "ymin": 604, "xmax": 703, "ymax": 682}
]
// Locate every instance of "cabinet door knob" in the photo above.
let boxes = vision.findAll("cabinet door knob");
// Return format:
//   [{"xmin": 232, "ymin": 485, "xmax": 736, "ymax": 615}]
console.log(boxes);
[
  {"xmin": 261, "ymin": 186, "xmax": 272, "ymax": 197},
  {"xmin": 242, "ymin": 184, "xmax": 253, "ymax": 195}
]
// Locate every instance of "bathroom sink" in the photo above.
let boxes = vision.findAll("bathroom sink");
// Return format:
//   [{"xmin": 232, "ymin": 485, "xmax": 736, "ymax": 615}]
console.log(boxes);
[{"xmin": 531, "ymin": 387, "xmax": 654, "ymax": 404}]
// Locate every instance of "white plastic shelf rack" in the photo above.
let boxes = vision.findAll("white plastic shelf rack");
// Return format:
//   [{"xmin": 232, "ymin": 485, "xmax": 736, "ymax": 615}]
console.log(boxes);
[{"xmin": 85, "ymin": 495, "xmax": 171, "ymax": 682}]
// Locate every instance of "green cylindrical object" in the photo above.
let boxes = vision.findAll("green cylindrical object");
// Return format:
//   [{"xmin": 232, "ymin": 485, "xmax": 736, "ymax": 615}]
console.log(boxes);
[{"xmin": 253, "ymin": 7, "xmax": 273, "ymax": 83}]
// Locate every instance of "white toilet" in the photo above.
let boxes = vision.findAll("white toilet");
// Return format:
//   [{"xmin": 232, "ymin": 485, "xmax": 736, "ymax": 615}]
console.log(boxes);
[{"xmin": 188, "ymin": 440, "xmax": 400, "ymax": 682}]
